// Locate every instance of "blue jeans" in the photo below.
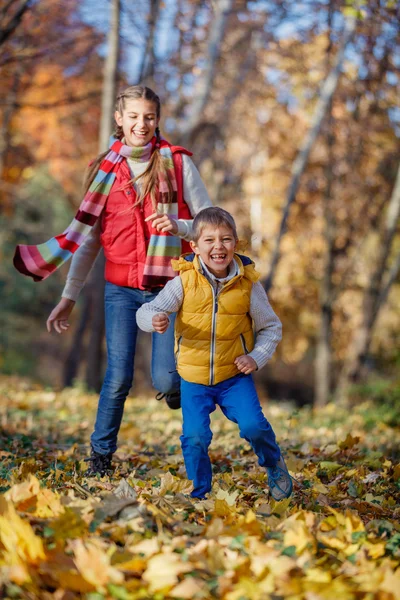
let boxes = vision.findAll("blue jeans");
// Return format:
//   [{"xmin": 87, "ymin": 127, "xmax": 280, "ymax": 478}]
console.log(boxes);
[
  {"xmin": 91, "ymin": 282, "xmax": 180, "ymax": 454},
  {"xmin": 180, "ymin": 374, "xmax": 281, "ymax": 498}
]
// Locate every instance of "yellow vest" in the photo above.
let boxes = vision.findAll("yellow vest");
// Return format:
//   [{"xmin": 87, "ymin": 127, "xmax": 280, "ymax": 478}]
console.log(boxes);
[{"xmin": 171, "ymin": 254, "xmax": 260, "ymax": 385}]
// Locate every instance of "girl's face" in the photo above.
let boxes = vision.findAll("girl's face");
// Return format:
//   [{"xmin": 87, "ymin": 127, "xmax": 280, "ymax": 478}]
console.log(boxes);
[
  {"xmin": 115, "ymin": 98, "xmax": 159, "ymax": 147},
  {"xmin": 190, "ymin": 225, "xmax": 237, "ymax": 278}
]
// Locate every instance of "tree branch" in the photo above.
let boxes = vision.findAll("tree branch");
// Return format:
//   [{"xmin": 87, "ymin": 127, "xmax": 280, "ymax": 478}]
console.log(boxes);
[{"xmin": 0, "ymin": 0, "xmax": 32, "ymax": 47}]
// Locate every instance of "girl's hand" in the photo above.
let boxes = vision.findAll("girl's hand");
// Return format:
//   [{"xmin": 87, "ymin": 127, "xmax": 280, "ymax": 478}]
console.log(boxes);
[
  {"xmin": 152, "ymin": 312, "xmax": 169, "ymax": 334},
  {"xmin": 46, "ymin": 298, "xmax": 75, "ymax": 334},
  {"xmin": 234, "ymin": 355, "xmax": 258, "ymax": 375},
  {"xmin": 145, "ymin": 212, "xmax": 178, "ymax": 235}
]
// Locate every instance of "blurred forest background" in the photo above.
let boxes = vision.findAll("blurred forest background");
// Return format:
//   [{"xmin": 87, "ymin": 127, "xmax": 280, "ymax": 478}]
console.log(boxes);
[{"xmin": 0, "ymin": 0, "xmax": 399, "ymax": 409}]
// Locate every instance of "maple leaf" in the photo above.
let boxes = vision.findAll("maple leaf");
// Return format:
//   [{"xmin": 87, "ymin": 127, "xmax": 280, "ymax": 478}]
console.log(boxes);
[
  {"xmin": 72, "ymin": 539, "xmax": 124, "ymax": 588},
  {"xmin": 158, "ymin": 471, "xmax": 193, "ymax": 496},
  {"xmin": 142, "ymin": 551, "xmax": 193, "ymax": 593},
  {"xmin": 0, "ymin": 501, "xmax": 45, "ymax": 584}
]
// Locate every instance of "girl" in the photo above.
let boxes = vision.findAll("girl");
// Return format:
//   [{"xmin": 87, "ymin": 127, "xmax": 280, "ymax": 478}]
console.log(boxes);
[{"xmin": 14, "ymin": 85, "xmax": 212, "ymax": 475}]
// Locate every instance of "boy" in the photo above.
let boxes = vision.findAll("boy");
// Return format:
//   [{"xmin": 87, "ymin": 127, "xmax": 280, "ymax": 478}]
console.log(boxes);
[{"xmin": 136, "ymin": 207, "xmax": 292, "ymax": 501}]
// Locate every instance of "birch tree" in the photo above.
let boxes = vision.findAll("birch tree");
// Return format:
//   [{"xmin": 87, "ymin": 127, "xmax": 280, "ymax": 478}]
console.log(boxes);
[
  {"xmin": 264, "ymin": 14, "xmax": 357, "ymax": 292},
  {"xmin": 314, "ymin": 1, "xmax": 336, "ymax": 409},
  {"xmin": 63, "ymin": 0, "xmax": 121, "ymax": 391},
  {"xmin": 334, "ymin": 162, "xmax": 400, "ymax": 401},
  {"xmin": 178, "ymin": 0, "xmax": 233, "ymax": 146}
]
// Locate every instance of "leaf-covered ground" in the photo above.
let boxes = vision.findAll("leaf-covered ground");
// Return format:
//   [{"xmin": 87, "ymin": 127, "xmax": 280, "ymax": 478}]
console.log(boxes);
[{"xmin": 0, "ymin": 375, "xmax": 399, "ymax": 599}]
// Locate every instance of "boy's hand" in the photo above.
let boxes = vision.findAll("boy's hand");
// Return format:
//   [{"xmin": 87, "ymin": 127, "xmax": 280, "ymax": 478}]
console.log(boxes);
[
  {"xmin": 152, "ymin": 312, "xmax": 170, "ymax": 334},
  {"xmin": 235, "ymin": 355, "xmax": 258, "ymax": 375},
  {"xmin": 145, "ymin": 213, "xmax": 178, "ymax": 235}
]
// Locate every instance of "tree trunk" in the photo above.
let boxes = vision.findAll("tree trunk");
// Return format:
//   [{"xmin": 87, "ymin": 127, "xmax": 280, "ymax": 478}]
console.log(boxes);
[
  {"xmin": 314, "ymin": 124, "xmax": 335, "ymax": 409},
  {"xmin": 0, "ymin": 67, "xmax": 21, "ymax": 204},
  {"xmin": 137, "ymin": 0, "xmax": 160, "ymax": 85},
  {"xmin": 264, "ymin": 15, "xmax": 357, "ymax": 292},
  {"xmin": 63, "ymin": 0, "xmax": 120, "ymax": 392},
  {"xmin": 179, "ymin": 0, "xmax": 233, "ymax": 146},
  {"xmin": 334, "ymin": 161, "xmax": 400, "ymax": 401},
  {"xmin": 85, "ymin": 0, "xmax": 120, "ymax": 392},
  {"xmin": 314, "ymin": 2, "xmax": 335, "ymax": 410}
]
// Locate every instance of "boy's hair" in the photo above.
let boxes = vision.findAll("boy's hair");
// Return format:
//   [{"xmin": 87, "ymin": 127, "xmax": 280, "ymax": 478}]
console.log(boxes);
[{"xmin": 192, "ymin": 207, "xmax": 238, "ymax": 242}]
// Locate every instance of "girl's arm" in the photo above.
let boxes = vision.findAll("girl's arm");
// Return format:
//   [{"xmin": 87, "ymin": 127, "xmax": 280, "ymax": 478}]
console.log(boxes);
[
  {"xmin": 136, "ymin": 276, "xmax": 184, "ymax": 332},
  {"xmin": 175, "ymin": 154, "xmax": 213, "ymax": 240},
  {"xmin": 61, "ymin": 220, "xmax": 102, "ymax": 301},
  {"xmin": 247, "ymin": 282, "xmax": 283, "ymax": 370},
  {"xmin": 47, "ymin": 221, "xmax": 102, "ymax": 332}
]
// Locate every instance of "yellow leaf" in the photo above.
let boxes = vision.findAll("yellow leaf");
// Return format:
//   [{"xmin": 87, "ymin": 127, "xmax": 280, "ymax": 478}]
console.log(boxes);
[
  {"xmin": 366, "ymin": 542, "xmax": 386, "ymax": 559},
  {"xmin": 5, "ymin": 564, "xmax": 31, "ymax": 585},
  {"xmin": 313, "ymin": 481, "xmax": 329, "ymax": 494},
  {"xmin": 343, "ymin": 543, "xmax": 360, "ymax": 557},
  {"xmin": 225, "ymin": 576, "xmax": 264, "ymax": 600},
  {"xmin": 392, "ymin": 463, "xmax": 400, "ymax": 481},
  {"xmin": 215, "ymin": 489, "xmax": 239, "ymax": 506},
  {"xmin": 158, "ymin": 471, "xmax": 192, "ymax": 496},
  {"xmin": 0, "ymin": 502, "xmax": 45, "ymax": 565},
  {"xmin": 73, "ymin": 540, "xmax": 124, "ymax": 588},
  {"xmin": 117, "ymin": 556, "xmax": 147, "ymax": 573},
  {"xmin": 170, "ymin": 576, "xmax": 204, "ymax": 598},
  {"xmin": 305, "ymin": 568, "xmax": 332, "ymax": 583},
  {"xmin": 271, "ymin": 497, "xmax": 291, "ymax": 516},
  {"xmin": 214, "ymin": 498, "xmax": 236, "ymax": 517},
  {"xmin": 338, "ymin": 433, "xmax": 360, "ymax": 450},
  {"xmin": 283, "ymin": 519, "xmax": 315, "ymax": 554},
  {"xmin": 380, "ymin": 565, "xmax": 400, "ymax": 600},
  {"xmin": 35, "ymin": 488, "xmax": 65, "ymax": 518},
  {"xmin": 51, "ymin": 507, "xmax": 87, "ymax": 541},
  {"xmin": 54, "ymin": 570, "xmax": 95, "ymax": 593},
  {"xmin": 5, "ymin": 474, "xmax": 40, "ymax": 512},
  {"xmin": 318, "ymin": 533, "xmax": 347, "ymax": 551},
  {"xmin": 128, "ymin": 537, "xmax": 160, "ymax": 557},
  {"xmin": 142, "ymin": 551, "xmax": 192, "ymax": 593}
]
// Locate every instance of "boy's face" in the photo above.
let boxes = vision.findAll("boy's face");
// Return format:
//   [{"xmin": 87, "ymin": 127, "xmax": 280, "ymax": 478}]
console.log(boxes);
[{"xmin": 190, "ymin": 225, "xmax": 237, "ymax": 278}]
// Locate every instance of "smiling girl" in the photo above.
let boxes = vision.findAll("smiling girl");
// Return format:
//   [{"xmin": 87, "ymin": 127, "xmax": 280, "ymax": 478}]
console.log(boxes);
[{"xmin": 14, "ymin": 85, "xmax": 212, "ymax": 475}]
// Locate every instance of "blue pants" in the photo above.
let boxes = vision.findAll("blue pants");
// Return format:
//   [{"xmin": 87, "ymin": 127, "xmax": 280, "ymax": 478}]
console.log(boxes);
[
  {"xmin": 180, "ymin": 374, "xmax": 281, "ymax": 498},
  {"xmin": 91, "ymin": 282, "xmax": 180, "ymax": 454}
]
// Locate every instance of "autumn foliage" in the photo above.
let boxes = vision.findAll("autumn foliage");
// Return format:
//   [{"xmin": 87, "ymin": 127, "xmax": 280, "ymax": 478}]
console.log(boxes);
[{"xmin": 0, "ymin": 376, "xmax": 399, "ymax": 598}]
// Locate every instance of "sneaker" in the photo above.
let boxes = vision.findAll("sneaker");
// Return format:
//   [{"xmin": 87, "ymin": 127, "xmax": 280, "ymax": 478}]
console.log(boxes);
[
  {"xmin": 267, "ymin": 455, "xmax": 293, "ymax": 501},
  {"xmin": 84, "ymin": 446, "xmax": 114, "ymax": 477},
  {"xmin": 155, "ymin": 391, "xmax": 181, "ymax": 410}
]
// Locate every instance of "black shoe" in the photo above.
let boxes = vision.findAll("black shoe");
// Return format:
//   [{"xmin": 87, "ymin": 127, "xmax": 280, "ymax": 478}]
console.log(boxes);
[
  {"xmin": 155, "ymin": 391, "xmax": 181, "ymax": 410},
  {"xmin": 84, "ymin": 446, "xmax": 114, "ymax": 476}
]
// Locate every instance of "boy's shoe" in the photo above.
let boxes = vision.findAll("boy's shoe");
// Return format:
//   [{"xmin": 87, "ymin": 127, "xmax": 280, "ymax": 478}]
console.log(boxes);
[
  {"xmin": 84, "ymin": 446, "xmax": 114, "ymax": 477},
  {"xmin": 267, "ymin": 455, "xmax": 293, "ymax": 501},
  {"xmin": 155, "ymin": 391, "xmax": 181, "ymax": 410}
]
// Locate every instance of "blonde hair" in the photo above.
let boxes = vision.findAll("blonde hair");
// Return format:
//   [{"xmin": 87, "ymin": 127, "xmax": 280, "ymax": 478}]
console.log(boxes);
[
  {"xmin": 192, "ymin": 207, "xmax": 238, "ymax": 242},
  {"xmin": 83, "ymin": 85, "xmax": 173, "ymax": 206}
]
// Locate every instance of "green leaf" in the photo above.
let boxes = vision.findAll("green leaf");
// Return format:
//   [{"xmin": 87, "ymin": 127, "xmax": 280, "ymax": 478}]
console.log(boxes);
[
  {"xmin": 282, "ymin": 545, "xmax": 297, "ymax": 557},
  {"xmin": 108, "ymin": 585, "xmax": 132, "ymax": 600}
]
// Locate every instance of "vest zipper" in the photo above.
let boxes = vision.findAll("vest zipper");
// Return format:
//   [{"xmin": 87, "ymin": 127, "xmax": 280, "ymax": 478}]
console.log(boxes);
[
  {"xmin": 175, "ymin": 336, "xmax": 183, "ymax": 361},
  {"xmin": 240, "ymin": 333, "xmax": 249, "ymax": 354},
  {"xmin": 209, "ymin": 285, "xmax": 218, "ymax": 386}
]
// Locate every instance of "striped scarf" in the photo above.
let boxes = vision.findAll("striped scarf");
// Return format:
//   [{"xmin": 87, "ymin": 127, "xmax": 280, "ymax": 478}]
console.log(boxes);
[{"xmin": 14, "ymin": 137, "xmax": 184, "ymax": 288}]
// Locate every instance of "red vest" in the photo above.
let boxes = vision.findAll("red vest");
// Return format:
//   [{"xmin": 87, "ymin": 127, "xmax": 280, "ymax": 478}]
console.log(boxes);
[{"xmin": 100, "ymin": 148, "xmax": 192, "ymax": 290}]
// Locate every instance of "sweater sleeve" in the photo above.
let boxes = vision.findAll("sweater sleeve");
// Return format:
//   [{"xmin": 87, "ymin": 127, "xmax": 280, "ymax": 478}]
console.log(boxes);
[
  {"xmin": 61, "ymin": 219, "xmax": 102, "ymax": 301},
  {"xmin": 247, "ymin": 282, "xmax": 282, "ymax": 370},
  {"xmin": 175, "ymin": 154, "xmax": 213, "ymax": 240},
  {"xmin": 136, "ymin": 276, "xmax": 184, "ymax": 332}
]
